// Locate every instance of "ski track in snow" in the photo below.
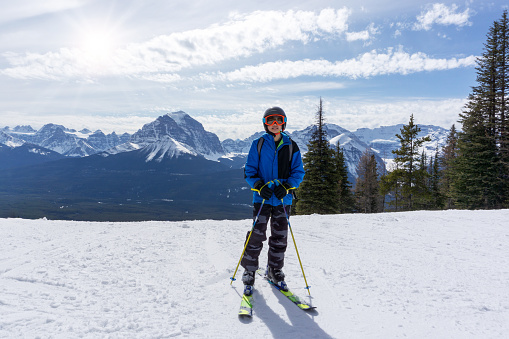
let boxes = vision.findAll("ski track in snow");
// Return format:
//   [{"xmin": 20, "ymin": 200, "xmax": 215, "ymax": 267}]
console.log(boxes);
[{"xmin": 1, "ymin": 210, "xmax": 509, "ymax": 338}]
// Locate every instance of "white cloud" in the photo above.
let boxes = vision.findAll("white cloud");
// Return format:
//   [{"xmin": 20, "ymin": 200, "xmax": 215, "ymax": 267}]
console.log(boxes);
[
  {"xmin": 345, "ymin": 23, "xmax": 379, "ymax": 42},
  {"xmin": 346, "ymin": 30, "xmax": 370, "ymax": 41},
  {"xmin": 413, "ymin": 3, "xmax": 472, "ymax": 31},
  {"xmin": 322, "ymin": 98, "xmax": 467, "ymax": 132},
  {"xmin": 0, "ymin": 8, "xmax": 352, "ymax": 81},
  {"xmin": 217, "ymin": 47, "xmax": 476, "ymax": 82},
  {"xmin": 0, "ymin": 111, "xmax": 155, "ymax": 134},
  {"xmin": 196, "ymin": 97, "xmax": 467, "ymax": 140},
  {"xmin": 140, "ymin": 73, "xmax": 182, "ymax": 83},
  {"xmin": 2, "ymin": 7, "xmax": 472, "ymax": 84},
  {"xmin": 264, "ymin": 81, "xmax": 346, "ymax": 93},
  {"xmin": 0, "ymin": 0, "xmax": 88, "ymax": 24},
  {"xmin": 1, "ymin": 96, "xmax": 467, "ymax": 140}
]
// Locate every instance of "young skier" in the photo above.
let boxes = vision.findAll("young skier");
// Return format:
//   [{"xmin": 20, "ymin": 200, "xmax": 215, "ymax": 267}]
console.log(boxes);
[{"xmin": 241, "ymin": 107, "xmax": 305, "ymax": 296}]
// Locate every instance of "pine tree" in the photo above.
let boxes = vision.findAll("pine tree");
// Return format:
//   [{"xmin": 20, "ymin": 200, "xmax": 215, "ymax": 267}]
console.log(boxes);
[
  {"xmin": 413, "ymin": 150, "xmax": 431, "ymax": 209},
  {"xmin": 333, "ymin": 142, "xmax": 355, "ymax": 213},
  {"xmin": 355, "ymin": 149, "xmax": 380, "ymax": 213},
  {"xmin": 380, "ymin": 162, "xmax": 402, "ymax": 211},
  {"xmin": 439, "ymin": 125, "xmax": 458, "ymax": 209},
  {"xmin": 428, "ymin": 150, "xmax": 444, "ymax": 209},
  {"xmin": 452, "ymin": 12, "xmax": 508, "ymax": 208},
  {"xmin": 380, "ymin": 114, "xmax": 431, "ymax": 211},
  {"xmin": 453, "ymin": 99, "xmax": 501, "ymax": 208},
  {"xmin": 497, "ymin": 11, "xmax": 509, "ymax": 205},
  {"xmin": 297, "ymin": 98, "xmax": 338, "ymax": 214}
]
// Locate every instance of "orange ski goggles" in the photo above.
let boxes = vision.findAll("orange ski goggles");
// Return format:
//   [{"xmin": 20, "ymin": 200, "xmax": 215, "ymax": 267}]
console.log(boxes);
[{"xmin": 263, "ymin": 114, "xmax": 287, "ymax": 126}]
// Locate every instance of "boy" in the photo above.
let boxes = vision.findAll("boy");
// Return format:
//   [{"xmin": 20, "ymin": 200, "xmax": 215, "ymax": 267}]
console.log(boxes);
[{"xmin": 241, "ymin": 107, "xmax": 305, "ymax": 295}]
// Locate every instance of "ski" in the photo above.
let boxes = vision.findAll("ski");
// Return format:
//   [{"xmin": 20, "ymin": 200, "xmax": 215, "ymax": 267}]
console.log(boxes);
[
  {"xmin": 257, "ymin": 270, "xmax": 316, "ymax": 311},
  {"xmin": 238, "ymin": 293, "xmax": 253, "ymax": 317}
]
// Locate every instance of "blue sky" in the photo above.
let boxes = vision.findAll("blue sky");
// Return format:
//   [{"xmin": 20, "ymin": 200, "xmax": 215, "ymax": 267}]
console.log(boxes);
[{"xmin": 0, "ymin": 0, "xmax": 507, "ymax": 140}]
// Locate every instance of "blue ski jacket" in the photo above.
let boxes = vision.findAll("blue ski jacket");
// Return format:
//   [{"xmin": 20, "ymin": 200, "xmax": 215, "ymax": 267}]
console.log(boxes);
[{"xmin": 244, "ymin": 132, "xmax": 305, "ymax": 206}]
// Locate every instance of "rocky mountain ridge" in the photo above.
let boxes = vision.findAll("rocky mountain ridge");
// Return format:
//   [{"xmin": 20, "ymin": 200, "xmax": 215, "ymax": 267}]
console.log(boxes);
[{"xmin": 1, "ymin": 112, "xmax": 450, "ymax": 178}]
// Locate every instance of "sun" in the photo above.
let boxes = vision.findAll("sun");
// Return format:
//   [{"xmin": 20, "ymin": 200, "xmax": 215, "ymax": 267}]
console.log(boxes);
[
  {"xmin": 78, "ymin": 26, "xmax": 119, "ymax": 69},
  {"xmin": 82, "ymin": 31, "xmax": 113, "ymax": 59}
]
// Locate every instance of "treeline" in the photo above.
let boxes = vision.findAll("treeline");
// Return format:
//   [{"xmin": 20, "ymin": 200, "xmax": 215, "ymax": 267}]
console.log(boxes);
[{"xmin": 296, "ymin": 11, "xmax": 509, "ymax": 214}]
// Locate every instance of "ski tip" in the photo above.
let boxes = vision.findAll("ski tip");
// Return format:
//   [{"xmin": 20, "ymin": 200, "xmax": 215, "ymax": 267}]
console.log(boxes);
[
  {"xmin": 238, "ymin": 310, "xmax": 253, "ymax": 317},
  {"xmin": 239, "ymin": 293, "xmax": 253, "ymax": 317}
]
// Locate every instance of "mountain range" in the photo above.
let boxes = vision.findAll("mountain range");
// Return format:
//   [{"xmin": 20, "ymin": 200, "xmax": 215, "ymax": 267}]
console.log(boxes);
[{"xmin": 0, "ymin": 112, "xmax": 450, "ymax": 221}]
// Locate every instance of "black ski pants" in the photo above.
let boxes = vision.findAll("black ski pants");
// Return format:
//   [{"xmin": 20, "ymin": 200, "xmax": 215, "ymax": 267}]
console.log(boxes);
[{"xmin": 241, "ymin": 203, "xmax": 290, "ymax": 272}]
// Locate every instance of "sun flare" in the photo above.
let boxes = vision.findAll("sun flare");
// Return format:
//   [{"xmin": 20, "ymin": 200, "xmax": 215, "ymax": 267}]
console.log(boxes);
[
  {"xmin": 83, "ymin": 33, "xmax": 112, "ymax": 58},
  {"xmin": 78, "ymin": 26, "xmax": 119, "ymax": 68}
]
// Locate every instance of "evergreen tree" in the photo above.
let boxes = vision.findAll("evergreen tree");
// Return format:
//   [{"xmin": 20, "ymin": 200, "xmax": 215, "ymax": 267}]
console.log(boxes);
[
  {"xmin": 453, "ymin": 99, "xmax": 501, "ymax": 208},
  {"xmin": 380, "ymin": 162, "xmax": 402, "ymax": 211},
  {"xmin": 414, "ymin": 150, "xmax": 432, "ymax": 209},
  {"xmin": 333, "ymin": 142, "xmax": 355, "ymax": 213},
  {"xmin": 355, "ymin": 149, "xmax": 380, "ymax": 213},
  {"xmin": 380, "ymin": 114, "xmax": 431, "ymax": 211},
  {"xmin": 440, "ymin": 125, "xmax": 458, "ymax": 209},
  {"xmin": 428, "ymin": 149, "xmax": 444, "ymax": 209},
  {"xmin": 297, "ymin": 98, "xmax": 338, "ymax": 214},
  {"xmin": 452, "ymin": 12, "xmax": 508, "ymax": 208},
  {"xmin": 497, "ymin": 11, "xmax": 509, "ymax": 204}
]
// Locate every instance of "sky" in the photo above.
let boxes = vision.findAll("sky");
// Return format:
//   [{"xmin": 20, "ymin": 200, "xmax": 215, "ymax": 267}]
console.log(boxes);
[{"xmin": 0, "ymin": 0, "xmax": 507, "ymax": 140}]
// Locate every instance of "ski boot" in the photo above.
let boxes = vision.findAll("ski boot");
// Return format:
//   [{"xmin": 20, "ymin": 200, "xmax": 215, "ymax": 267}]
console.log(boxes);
[
  {"xmin": 242, "ymin": 270, "xmax": 255, "ymax": 296},
  {"xmin": 267, "ymin": 267, "xmax": 288, "ymax": 291}
]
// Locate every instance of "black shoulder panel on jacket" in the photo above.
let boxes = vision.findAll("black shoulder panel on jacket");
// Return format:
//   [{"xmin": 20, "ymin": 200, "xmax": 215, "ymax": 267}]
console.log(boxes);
[{"xmin": 277, "ymin": 143, "xmax": 294, "ymax": 179}]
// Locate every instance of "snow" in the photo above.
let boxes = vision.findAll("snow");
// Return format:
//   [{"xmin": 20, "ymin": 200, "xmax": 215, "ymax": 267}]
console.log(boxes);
[
  {"xmin": 384, "ymin": 158, "xmax": 396, "ymax": 171},
  {"xmin": 68, "ymin": 131, "xmax": 94, "ymax": 140},
  {"xmin": 28, "ymin": 148, "xmax": 50, "ymax": 156},
  {"xmin": 222, "ymin": 152, "xmax": 244, "ymax": 160},
  {"xmin": 144, "ymin": 136, "xmax": 196, "ymax": 162},
  {"xmin": 203, "ymin": 152, "xmax": 226, "ymax": 162},
  {"xmin": 330, "ymin": 133, "xmax": 366, "ymax": 152},
  {"xmin": 371, "ymin": 139, "xmax": 398, "ymax": 144},
  {"xmin": 167, "ymin": 111, "xmax": 188, "ymax": 125},
  {"xmin": 1, "ymin": 210, "xmax": 508, "ymax": 338},
  {"xmin": 101, "ymin": 142, "xmax": 141, "ymax": 156},
  {"xmin": 3, "ymin": 140, "xmax": 25, "ymax": 148}
]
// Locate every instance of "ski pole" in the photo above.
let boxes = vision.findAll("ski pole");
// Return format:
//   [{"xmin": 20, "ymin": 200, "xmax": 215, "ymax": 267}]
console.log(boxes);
[
  {"xmin": 230, "ymin": 199, "xmax": 265, "ymax": 285},
  {"xmin": 281, "ymin": 200, "xmax": 311, "ymax": 296}
]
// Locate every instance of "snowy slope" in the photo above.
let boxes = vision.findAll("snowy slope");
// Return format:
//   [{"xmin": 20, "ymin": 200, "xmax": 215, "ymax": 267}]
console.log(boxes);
[
  {"xmin": 142, "ymin": 135, "xmax": 198, "ymax": 162},
  {"xmin": 1, "ymin": 210, "xmax": 508, "ymax": 338},
  {"xmin": 0, "ymin": 130, "xmax": 25, "ymax": 148}
]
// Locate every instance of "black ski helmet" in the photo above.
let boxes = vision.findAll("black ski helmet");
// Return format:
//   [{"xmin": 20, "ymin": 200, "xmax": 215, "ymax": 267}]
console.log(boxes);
[{"xmin": 263, "ymin": 107, "xmax": 287, "ymax": 133}]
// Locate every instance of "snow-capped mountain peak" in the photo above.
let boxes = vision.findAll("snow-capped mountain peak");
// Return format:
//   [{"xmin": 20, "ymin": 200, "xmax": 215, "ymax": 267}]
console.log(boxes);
[
  {"xmin": 353, "ymin": 124, "xmax": 449, "ymax": 161},
  {"xmin": 0, "ymin": 130, "xmax": 25, "ymax": 148},
  {"xmin": 142, "ymin": 135, "xmax": 197, "ymax": 162},
  {"xmin": 129, "ymin": 112, "xmax": 225, "ymax": 160},
  {"xmin": 2, "ymin": 112, "xmax": 450, "ymax": 180},
  {"xmin": 288, "ymin": 123, "xmax": 386, "ymax": 180},
  {"xmin": 12, "ymin": 125, "xmax": 37, "ymax": 133},
  {"xmin": 1, "ymin": 123, "xmax": 131, "ymax": 157},
  {"xmin": 166, "ymin": 111, "xmax": 189, "ymax": 125}
]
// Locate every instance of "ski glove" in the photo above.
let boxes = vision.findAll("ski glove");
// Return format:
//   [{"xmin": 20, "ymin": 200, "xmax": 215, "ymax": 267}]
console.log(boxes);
[
  {"xmin": 254, "ymin": 180, "xmax": 273, "ymax": 200},
  {"xmin": 274, "ymin": 182, "xmax": 291, "ymax": 200}
]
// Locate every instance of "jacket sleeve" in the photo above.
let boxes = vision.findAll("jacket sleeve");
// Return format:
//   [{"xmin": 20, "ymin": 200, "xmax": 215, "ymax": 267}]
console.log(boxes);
[
  {"xmin": 244, "ymin": 139, "xmax": 262, "ymax": 188},
  {"xmin": 285, "ymin": 143, "xmax": 305, "ymax": 189}
]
